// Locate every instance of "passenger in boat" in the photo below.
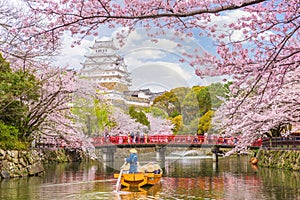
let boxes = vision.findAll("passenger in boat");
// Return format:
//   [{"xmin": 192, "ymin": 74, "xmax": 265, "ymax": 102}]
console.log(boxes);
[
  {"xmin": 125, "ymin": 148, "xmax": 138, "ymax": 174},
  {"xmin": 154, "ymin": 165, "xmax": 161, "ymax": 174}
]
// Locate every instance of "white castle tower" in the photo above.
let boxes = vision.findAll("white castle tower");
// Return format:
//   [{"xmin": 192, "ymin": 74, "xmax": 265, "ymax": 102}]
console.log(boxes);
[{"xmin": 80, "ymin": 40, "xmax": 132, "ymax": 100}]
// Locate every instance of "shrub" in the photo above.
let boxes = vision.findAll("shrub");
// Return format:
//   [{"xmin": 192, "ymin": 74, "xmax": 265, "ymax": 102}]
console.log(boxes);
[{"xmin": 0, "ymin": 121, "xmax": 29, "ymax": 150}]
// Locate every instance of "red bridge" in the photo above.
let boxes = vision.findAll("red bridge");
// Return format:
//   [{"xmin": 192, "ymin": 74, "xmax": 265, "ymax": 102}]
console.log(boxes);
[
  {"xmin": 91, "ymin": 135, "xmax": 262, "ymax": 163},
  {"xmin": 92, "ymin": 135, "xmax": 262, "ymax": 148}
]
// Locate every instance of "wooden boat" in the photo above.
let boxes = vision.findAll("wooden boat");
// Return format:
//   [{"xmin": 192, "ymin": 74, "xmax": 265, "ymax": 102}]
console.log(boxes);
[{"xmin": 114, "ymin": 162, "xmax": 163, "ymax": 189}]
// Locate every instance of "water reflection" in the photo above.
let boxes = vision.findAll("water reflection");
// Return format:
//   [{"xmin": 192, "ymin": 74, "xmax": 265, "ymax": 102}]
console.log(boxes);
[
  {"xmin": 0, "ymin": 157, "xmax": 299, "ymax": 199},
  {"xmin": 258, "ymin": 168, "xmax": 300, "ymax": 200},
  {"xmin": 162, "ymin": 157, "xmax": 300, "ymax": 200},
  {"xmin": 116, "ymin": 183, "xmax": 162, "ymax": 200}
]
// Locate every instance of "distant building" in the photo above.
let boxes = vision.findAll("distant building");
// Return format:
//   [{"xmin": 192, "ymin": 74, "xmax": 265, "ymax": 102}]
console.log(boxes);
[
  {"xmin": 80, "ymin": 40, "xmax": 162, "ymax": 107},
  {"xmin": 124, "ymin": 89, "xmax": 164, "ymax": 107}
]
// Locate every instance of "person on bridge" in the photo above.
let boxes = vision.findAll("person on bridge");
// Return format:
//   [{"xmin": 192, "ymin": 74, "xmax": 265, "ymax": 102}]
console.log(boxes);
[{"xmin": 125, "ymin": 149, "xmax": 138, "ymax": 174}]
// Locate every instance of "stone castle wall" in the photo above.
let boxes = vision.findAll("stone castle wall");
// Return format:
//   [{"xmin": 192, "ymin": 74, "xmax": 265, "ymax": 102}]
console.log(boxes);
[
  {"xmin": 258, "ymin": 150, "xmax": 300, "ymax": 171},
  {"xmin": 0, "ymin": 149, "xmax": 44, "ymax": 179},
  {"xmin": 0, "ymin": 149, "xmax": 83, "ymax": 179}
]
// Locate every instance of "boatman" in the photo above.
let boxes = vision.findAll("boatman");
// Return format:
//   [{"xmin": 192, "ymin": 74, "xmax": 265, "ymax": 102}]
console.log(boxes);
[{"xmin": 125, "ymin": 149, "xmax": 138, "ymax": 174}]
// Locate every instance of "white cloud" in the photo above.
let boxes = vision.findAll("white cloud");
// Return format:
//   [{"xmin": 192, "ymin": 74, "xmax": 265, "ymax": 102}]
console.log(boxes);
[
  {"xmin": 142, "ymin": 38, "xmax": 178, "ymax": 51},
  {"xmin": 116, "ymin": 28, "xmax": 205, "ymax": 90},
  {"xmin": 53, "ymin": 34, "xmax": 93, "ymax": 69},
  {"xmin": 124, "ymin": 48, "xmax": 167, "ymax": 61},
  {"xmin": 130, "ymin": 63, "xmax": 191, "ymax": 91},
  {"xmin": 206, "ymin": 10, "xmax": 252, "ymax": 42},
  {"xmin": 53, "ymin": 27, "xmax": 211, "ymax": 91}
]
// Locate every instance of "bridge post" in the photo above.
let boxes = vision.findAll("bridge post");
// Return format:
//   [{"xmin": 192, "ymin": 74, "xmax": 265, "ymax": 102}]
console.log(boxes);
[
  {"xmin": 211, "ymin": 146, "xmax": 219, "ymax": 162},
  {"xmin": 155, "ymin": 145, "xmax": 166, "ymax": 162},
  {"xmin": 101, "ymin": 146, "xmax": 117, "ymax": 163}
]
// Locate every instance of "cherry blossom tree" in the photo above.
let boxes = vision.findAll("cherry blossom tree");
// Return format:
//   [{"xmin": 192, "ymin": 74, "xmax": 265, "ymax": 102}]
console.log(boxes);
[
  {"xmin": 0, "ymin": 1, "xmax": 61, "ymax": 66},
  {"xmin": 214, "ymin": 66, "xmax": 300, "ymax": 153},
  {"xmin": 146, "ymin": 113, "xmax": 174, "ymax": 135},
  {"xmin": 0, "ymin": 2, "xmax": 104, "ymax": 156},
  {"xmin": 28, "ymin": 66, "xmax": 103, "ymax": 154},
  {"xmin": 108, "ymin": 107, "xmax": 147, "ymax": 135},
  {"xmin": 2, "ymin": 0, "xmax": 299, "ymax": 152},
  {"xmin": 107, "ymin": 109, "xmax": 174, "ymax": 137}
]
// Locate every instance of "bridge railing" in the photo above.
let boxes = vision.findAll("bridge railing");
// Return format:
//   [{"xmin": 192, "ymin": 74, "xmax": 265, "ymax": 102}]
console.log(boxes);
[
  {"xmin": 91, "ymin": 135, "xmax": 261, "ymax": 147},
  {"xmin": 262, "ymin": 136, "xmax": 300, "ymax": 149}
]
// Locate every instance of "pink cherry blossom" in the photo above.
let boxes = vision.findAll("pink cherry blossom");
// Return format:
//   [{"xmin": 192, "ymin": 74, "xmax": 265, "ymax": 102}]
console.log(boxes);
[{"xmin": 0, "ymin": 0, "xmax": 299, "ymax": 154}]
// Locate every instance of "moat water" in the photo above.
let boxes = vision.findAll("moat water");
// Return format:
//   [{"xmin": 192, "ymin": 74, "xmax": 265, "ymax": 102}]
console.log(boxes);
[{"xmin": 0, "ymin": 156, "xmax": 299, "ymax": 200}]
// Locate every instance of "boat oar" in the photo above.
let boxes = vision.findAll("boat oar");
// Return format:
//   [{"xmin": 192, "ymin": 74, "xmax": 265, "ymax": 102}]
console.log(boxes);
[{"xmin": 116, "ymin": 161, "xmax": 126, "ymax": 192}]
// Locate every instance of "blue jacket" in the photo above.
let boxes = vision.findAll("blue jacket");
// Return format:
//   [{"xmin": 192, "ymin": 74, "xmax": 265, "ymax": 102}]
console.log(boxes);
[{"xmin": 126, "ymin": 153, "xmax": 138, "ymax": 173}]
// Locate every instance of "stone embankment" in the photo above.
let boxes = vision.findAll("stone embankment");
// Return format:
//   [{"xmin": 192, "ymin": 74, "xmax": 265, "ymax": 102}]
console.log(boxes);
[
  {"xmin": 0, "ymin": 149, "xmax": 83, "ymax": 179},
  {"xmin": 258, "ymin": 150, "xmax": 300, "ymax": 171}
]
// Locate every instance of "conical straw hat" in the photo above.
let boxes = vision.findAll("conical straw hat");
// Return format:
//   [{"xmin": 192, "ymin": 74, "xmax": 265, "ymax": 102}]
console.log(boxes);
[
  {"xmin": 146, "ymin": 165, "xmax": 155, "ymax": 172},
  {"xmin": 153, "ymin": 164, "xmax": 161, "ymax": 170},
  {"xmin": 129, "ymin": 148, "xmax": 137, "ymax": 153}
]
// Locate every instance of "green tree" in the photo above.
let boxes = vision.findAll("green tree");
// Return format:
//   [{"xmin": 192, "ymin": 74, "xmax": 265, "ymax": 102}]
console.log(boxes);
[
  {"xmin": 170, "ymin": 87, "xmax": 190, "ymax": 106},
  {"xmin": 71, "ymin": 96, "xmax": 113, "ymax": 136},
  {"xmin": 146, "ymin": 106, "xmax": 168, "ymax": 118},
  {"xmin": 129, "ymin": 106, "xmax": 150, "ymax": 127},
  {"xmin": 198, "ymin": 110, "xmax": 214, "ymax": 135},
  {"xmin": 152, "ymin": 91, "xmax": 181, "ymax": 116},
  {"xmin": 0, "ymin": 53, "xmax": 40, "ymax": 140},
  {"xmin": 150, "ymin": 84, "xmax": 228, "ymax": 134},
  {"xmin": 170, "ymin": 115, "xmax": 183, "ymax": 134},
  {"xmin": 72, "ymin": 97, "xmax": 99, "ymax": 136},
  {"xmin": 95, "ymin": 99, "xmax": 113, "ymax": 135},
  {"xmin": 187, "ymin": 117, "xmax": 200, "ymax": 135},
  {"xmin": 181, "ymin": 86, "xmax": 203, "ymax": 124},
  {"xmin": 0, "ymin": 121, "xmax": 19, "ymax": 149},
  {"xmin": 196, "ymin": 86, "xmax": 212, "ymax": 116},
  {"xmin": 207, "ymin": 82, "xmax": 229, "ymax": 109}
]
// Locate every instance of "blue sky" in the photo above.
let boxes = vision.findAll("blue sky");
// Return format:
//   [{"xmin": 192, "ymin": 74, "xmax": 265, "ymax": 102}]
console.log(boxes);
[
  {"xmin": 54, "ymin": 28, "xmax": 223, "ymax": 92},
  {"xmin": 53, "ymin": 9, "xmax": 250, "ymax": 92}
]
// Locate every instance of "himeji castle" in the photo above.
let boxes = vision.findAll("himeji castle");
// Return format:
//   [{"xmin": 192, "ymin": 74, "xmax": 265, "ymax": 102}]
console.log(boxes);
[
  {"xmin": 80, "ymin": 39, "xmax": 131, "ymax": 100},
  {"xmin": 80, "ymin": 39, "xmax": 162, "ymax": 107}
]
